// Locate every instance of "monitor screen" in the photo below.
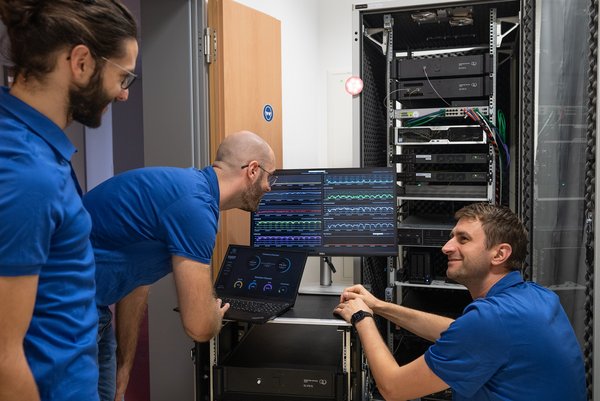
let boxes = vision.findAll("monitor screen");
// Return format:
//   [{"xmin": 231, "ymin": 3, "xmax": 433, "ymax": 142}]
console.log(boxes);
[{"xmin": 251, "ymin": 167, "xmax": 398, "ymax": 256}]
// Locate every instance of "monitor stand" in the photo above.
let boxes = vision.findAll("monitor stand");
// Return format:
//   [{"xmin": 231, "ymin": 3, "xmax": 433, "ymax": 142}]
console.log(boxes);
[{"xmin": 299, "ymin": 257, "xmax": 348, "ymax": 296}]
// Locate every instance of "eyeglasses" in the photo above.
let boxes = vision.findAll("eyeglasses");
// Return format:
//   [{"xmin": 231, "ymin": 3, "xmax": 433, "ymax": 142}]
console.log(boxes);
[
  {"xmin": 101, "ymin": 56, "xmax": 137, "ymax": 90},
  {"xmin": 241, "ymin": 164, "xmax": 278, "ymax": 186}
]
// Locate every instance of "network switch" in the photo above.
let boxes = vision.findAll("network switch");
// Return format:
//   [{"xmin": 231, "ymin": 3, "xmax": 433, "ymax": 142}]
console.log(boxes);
[{"xmin": 394, "ymin": 106, "xmax": 489, "ymax": 119}]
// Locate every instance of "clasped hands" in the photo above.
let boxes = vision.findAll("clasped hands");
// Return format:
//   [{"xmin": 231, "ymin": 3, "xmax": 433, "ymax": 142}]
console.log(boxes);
[{"xmin": 334, "ymin": 284, "xmax": 376, "ymax": 322}]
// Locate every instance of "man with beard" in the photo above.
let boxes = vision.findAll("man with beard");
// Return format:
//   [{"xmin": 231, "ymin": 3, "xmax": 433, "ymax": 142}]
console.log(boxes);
[
  {"xmin": 0, "ymin": 1, "xmax": 137, "ymax": 401},
  {"xmin": 334, "ymin": 203, "xmax": 586, "ymax": 401},
  {"xmin": 82, "ymin": 130, "xmax": 275, "ymax": 401}
]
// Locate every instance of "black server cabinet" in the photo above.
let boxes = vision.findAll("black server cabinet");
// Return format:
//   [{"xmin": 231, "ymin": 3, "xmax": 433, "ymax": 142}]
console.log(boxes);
[
  {"xmin": 353, "ymin": 1, "xmax": 523, "ymax": 399},
  {"xmin": 354, "ymin": 0, "xmax": 598, "ymax": 399}
]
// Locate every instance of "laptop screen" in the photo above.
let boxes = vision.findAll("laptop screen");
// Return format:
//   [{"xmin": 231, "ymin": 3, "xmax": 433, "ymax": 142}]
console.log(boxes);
[{"xmin": 215, "ymin": 245, "xmax": 308, "ymax": 302}]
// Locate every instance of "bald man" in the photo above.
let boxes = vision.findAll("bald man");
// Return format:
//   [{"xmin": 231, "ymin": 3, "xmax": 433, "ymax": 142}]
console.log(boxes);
[{"xmin": 83, "ymin": 131, "xmax": 276, "ymax": 401}]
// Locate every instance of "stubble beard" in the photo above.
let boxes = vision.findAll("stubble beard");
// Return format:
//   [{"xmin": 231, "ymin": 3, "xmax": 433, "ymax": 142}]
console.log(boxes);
[
  {"xmin": 446, "ymin": 259, "xmax": 488, "ymax": 288},
  {"xmin": 240, "ymin": 181, "xmax": 263, "ymax": 212}
]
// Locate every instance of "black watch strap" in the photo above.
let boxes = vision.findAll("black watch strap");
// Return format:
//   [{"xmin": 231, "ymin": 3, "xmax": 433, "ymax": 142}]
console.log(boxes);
[{"xmin": 351, "ymin": 310, "xmax": 374, "ymax": 326}]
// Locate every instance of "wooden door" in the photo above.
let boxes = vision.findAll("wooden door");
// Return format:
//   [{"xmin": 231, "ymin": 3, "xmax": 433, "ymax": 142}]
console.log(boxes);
[{"xmin": 208, "ymin": 0, "xmax": 282, "ymax": 270}]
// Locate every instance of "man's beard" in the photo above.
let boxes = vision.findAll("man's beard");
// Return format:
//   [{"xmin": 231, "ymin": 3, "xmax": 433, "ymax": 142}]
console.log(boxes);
[
  {"xmin": 68, "ymin": 71, "xmax": 112, "ymax": 128},
  {"xmin": 240, "ymin": 180, "xmax": 264, "ymax": 212}
]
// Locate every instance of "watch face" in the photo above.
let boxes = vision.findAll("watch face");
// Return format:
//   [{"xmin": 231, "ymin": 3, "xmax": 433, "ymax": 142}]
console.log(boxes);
[{"xmin": 351, "ymin": 310, "xmax": 372, "ymax": 325}]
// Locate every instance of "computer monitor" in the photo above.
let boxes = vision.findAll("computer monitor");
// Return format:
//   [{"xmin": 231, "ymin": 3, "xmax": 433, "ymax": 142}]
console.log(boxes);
[{"xmin": 250, "ymin": 167, "xmax": 398, "ymax": 257}]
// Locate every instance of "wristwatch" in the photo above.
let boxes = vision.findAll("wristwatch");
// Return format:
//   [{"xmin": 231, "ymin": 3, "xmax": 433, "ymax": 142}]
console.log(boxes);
[{"xmin": 351, "ymin": 310, "xmax": 374, "ymax": 326}]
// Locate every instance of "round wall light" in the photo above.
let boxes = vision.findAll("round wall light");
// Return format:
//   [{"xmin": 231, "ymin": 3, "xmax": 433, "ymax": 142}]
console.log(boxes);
[{"xmin": 345, "ymin": 76, "xmax": 364, "ymax": 96}]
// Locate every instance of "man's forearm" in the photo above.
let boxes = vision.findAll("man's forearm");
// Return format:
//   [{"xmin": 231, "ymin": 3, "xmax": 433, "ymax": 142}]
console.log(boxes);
[
  {"xmin": 114, "ymin": 286, "xmax": 150, "ymax": 396},
  {"xmin": 0, "ymin": 353, "xmax": 40, "ymax": 401},
  {"xmin": 172, "ymin": 256, "xmax": 225, "ymax": 342},
  {"xmin": 203, "ymin": 301, "xmax": 223, "ymax": 339},
  {"xmin": 354, "ymin": 317, "xmax": 400, "ymax": 386},
  {"xmin": 180, "ymin": 293, "xmax": 223, "ymax": 342},
  {"xmin": 0, "ymin": 276, "xmax": 40, "ymax": 401},
  {"xmin": 373, "ymin": 301, "xmax": 454, "ymax": 342}
]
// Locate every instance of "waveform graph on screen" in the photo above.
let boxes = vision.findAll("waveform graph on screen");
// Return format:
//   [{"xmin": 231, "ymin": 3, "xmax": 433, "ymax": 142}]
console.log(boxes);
[
  {"xmin": 252, "ymin": 171, "xmax": 323, "ymax": 250},
  {"xmin": 322, "ymin": 170, "xmax": 397, "ymax": 254},
  {"xmin": 251, "ymin": 167, "xmax": 398, "ymax": 257}
]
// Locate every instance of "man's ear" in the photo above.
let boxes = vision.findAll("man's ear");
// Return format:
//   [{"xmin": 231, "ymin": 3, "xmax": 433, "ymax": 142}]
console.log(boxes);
[
  {"xmin": 491, "ymin": 243, "xmax": 512, "ymax": 266},
  {"xmin": 68, "ymin": 44, "xmax": 95, "ymax": 84},
  {"xmin": 243, "ymin": 160, "xmax": 260, "ymax": 181}
]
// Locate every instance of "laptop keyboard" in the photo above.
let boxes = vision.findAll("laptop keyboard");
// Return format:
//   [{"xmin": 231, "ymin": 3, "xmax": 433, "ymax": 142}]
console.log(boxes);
[{"xmin": 222, "ymin": 298, "xmax": 290, "ymax": 315}]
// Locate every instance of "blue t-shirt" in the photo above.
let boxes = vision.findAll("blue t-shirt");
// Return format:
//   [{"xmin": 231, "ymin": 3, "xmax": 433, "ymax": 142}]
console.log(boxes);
[
  {"xmin": 83, "ymin": 166, "xmax": 220, "ymax": 306},
  {"xmin": 425, "ymin": 271, "xmax": 586, "ymax": 401},
  {"xmin": 0, "ymin": 87, "xmax": 98, "ymax": 401}
]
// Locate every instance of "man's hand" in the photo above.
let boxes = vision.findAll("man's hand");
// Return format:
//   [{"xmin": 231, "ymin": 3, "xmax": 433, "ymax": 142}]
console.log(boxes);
[
  {"xmin": 339, "ymin": 284, "xmax": 380, "ymax": 311},
  {"xmin": 215, "ymin": 298, "xmax": 230, "ymax": 318},
  {"xmin": 333, "ymin": 297, "xmax": 372, "ymax": 323}
]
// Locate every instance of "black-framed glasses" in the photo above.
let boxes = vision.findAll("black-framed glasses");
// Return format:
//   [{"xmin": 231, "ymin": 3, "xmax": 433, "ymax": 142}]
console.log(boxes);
[
  {"xmin": 101, "ymin": 56, "xmax": 137, "ymax": 90},
  {"xmin": 241, "ymin": 164, "xmax": 278, "ymax": 186}
]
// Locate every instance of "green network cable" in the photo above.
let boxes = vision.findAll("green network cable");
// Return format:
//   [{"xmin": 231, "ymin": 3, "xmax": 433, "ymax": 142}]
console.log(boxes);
[{"xmin": 497, "ymin": 110, "xmax": 507, "ymax": 142}]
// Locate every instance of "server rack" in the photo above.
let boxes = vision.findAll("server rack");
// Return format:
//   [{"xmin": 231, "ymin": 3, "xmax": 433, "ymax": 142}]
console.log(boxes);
[{"xmin": 351, "ymin": 1, "xmax": 597, "ymax": 399}]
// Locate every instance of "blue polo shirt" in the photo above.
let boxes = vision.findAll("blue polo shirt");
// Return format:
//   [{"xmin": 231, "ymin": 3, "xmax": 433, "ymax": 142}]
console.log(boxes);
[
  {"xmin": 83, "ymin": 166, "xmax": 220, "ymax": 306},
  {"xmin": 0, "ymin": 87, "xmax": 98, "ymax": 400},
  {"xmin": 425, "ymin": 271, "xmax": 586, "ymax": 400}
]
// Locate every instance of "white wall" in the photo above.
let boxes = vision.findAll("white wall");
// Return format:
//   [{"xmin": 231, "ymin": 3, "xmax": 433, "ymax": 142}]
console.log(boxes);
[{"xmin": 234, "ymin": 0, "xmax": 358, "ymax": 170}]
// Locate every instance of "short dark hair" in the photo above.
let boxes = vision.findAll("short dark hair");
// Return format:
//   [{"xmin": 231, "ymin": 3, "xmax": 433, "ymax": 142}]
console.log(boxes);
[
  {"xmin": 0, "ymin": 0, "xmax": 137, "ymax": 81},
  {"xmin": 455, "ymin": 203, "xmax": 528, "ymax": 270}
]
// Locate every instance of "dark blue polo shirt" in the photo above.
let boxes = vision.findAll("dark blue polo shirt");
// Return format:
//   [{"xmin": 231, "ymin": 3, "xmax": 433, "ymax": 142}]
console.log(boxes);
[
  {"xmin": 0, "ymin": 87, "xmax": 99, "ymax": 401},
  {"xmin": 425, "ymin": 270, "xmax": 586, "ymax": 401}
]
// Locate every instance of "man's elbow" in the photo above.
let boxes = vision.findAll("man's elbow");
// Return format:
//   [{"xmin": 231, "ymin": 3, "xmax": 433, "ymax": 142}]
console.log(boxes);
[
  {"xmin": 377, "ymin": 382, "xmax": 407, "ymax": 401},
  {"xmin": 182, "ymin": 321, "xmax": 219, "ymax": 342}
]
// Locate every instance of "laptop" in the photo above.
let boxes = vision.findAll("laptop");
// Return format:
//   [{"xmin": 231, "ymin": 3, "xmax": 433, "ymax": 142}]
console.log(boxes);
[{"xmin": 214, "ymin": 245, "xmax": 308, "ymax": 324}]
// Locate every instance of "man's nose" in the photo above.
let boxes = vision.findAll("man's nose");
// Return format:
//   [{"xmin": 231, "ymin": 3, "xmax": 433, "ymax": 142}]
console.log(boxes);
[
  {"xmin": 441, "ymin": 239, "xmax": 454, "ymax": 254},
  {"xmin": 116, "ymin": 88, "xmax": 129, "ymax": 102}
]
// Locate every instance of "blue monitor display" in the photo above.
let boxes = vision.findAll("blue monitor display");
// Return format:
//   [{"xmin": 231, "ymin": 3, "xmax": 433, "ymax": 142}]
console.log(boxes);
[{"xmin": 251, "ymin": 167, "xmax": 398, "ymax": 256}]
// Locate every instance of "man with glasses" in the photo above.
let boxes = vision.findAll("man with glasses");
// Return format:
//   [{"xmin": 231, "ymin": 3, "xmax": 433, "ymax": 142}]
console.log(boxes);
[
  {"xmin": 101, "ymin": 56, "xmax": 138, "ymax": 90},
  {"xmin": 83, "ymin": 130, "xmax": 276, "ymax": 401},
  {"xmin": 0, "ymin": 1, "xmax": 137, "ymax": 401}
]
